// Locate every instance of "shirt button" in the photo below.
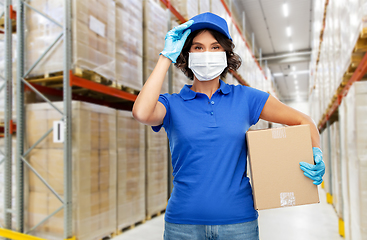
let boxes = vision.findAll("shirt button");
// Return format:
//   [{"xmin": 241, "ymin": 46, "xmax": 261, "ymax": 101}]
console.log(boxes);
[
  {"xmin": 210, "ymin": 111, "xmax": 214, "ymax": 115},
  {"xmin": 211, "ymin": 101, "xmax": 215, "ymax": 105}
]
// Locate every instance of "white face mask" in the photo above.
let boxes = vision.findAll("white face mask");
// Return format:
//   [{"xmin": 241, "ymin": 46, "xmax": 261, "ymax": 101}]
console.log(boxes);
[{"xmin": 188, "ymin": 51, "xmax": 227, "ymax": 81}]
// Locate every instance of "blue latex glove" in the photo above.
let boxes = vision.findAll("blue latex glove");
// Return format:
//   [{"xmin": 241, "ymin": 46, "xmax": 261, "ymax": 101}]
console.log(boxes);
[
  {"xmin": 299, "ymin": 147, "xmax": 325, "ymax": 185},
  {"xmin": 160, "ymin": 20, "xmax": 194, "ymax": 63}
]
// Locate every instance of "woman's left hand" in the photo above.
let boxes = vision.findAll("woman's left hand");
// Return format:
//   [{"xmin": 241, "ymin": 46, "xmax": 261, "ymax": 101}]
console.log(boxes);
[{"xmin": 299, "ymin": 147, "xmax": 325, "ymax": 185}]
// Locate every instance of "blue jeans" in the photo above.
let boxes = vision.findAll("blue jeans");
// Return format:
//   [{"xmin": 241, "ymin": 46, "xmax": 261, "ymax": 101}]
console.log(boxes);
[{"xmin": 164, "ymin": 219, "xmax": 259, "ymax": 240}]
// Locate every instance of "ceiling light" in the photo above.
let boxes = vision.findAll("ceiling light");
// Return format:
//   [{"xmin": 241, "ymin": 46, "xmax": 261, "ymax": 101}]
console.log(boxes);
[
  {"xmin": 286, "ymin": 27, "xmax": 291, "ymax": 37},
  {"xmin": 273, "ymin": 73, "xmax": 284, "ymax": 77},
  {"xmin": 292, "ymin": 66, "xmax": 296, "ymax": 71},
  {"xmin": 295, "ymin": 85, "xmax": 299, "ymax": 90},
  {"xmin": 283, "ymin": 3, "xmax": 289, "ymax": 17},
  {"xmin": 289, "ymin": 44, "xmax": 293, "ymax": 51},
  {"xmin": 293, "ymin": 74, "xmax": 297, "ymax": 78}
]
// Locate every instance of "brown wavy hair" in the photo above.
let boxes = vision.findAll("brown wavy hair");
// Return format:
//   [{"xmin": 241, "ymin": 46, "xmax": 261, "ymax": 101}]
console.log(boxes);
[{"xmin": 174, "ymin": 28, "xmax": 242, "ymax": 80}]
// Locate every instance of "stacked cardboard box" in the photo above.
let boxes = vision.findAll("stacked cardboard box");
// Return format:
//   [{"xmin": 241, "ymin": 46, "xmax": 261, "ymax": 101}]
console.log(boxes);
[
  {"xmin": 25, "ymin": 0, "xmax": 116, "ymax": 81},
  {"xmin": 143, "ymin": 0, "xmax": 168, "ymax": 94},
  {"xmin": 341, "ymin": 82, "xmax": 367, "ymax": 239},
  {"xmin": 115, "ymin": 0, "xmax": 143, "ymax": 91},
  {"xmin": 170, "ymin": 0, "xmax": 198, "ymax": 19},
  {"xmin": 26, "ymin": 101, "xmax": 116, "ymax": 240},
  {"xmin": 309, "ymin": 0, "xmax": 367, "ymax": 121},
  {"xmin": 116, "ymin": 111, "xmax": 145, "ymax": 230},
  {"xmin": 145, "ymin": 126, "xmax": 168, "ymax": 217}
]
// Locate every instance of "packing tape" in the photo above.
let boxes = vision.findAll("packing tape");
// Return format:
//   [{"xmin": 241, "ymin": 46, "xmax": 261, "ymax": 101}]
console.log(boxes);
[
  {"xmin": 272, "ymin": 128, "xmax": 287, "ymax": 139},
  {"xmin": 280, "ymin": 192, "xmax": 295, "ymax": 207}
]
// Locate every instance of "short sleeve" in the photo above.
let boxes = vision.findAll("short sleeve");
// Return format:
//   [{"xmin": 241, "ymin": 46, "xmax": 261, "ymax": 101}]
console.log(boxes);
[
  {"xmin": 245, "ymin": 87, "xmax": 270, "ymax": 126},
  {"xmin": 152, "ymin": 93, "xmax": 171, "ymax": 132}
]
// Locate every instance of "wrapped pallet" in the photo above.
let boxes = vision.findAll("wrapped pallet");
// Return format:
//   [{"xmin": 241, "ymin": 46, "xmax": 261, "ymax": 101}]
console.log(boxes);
[
  {"xmin": 0, "ymin": 34, "xmax": 17, "ymax": 119},
  {"xmin": 145, "ymin": 125, "xmax": 168, "ymax": 218},
  {"xmin": 170, "ymin": 0, "xmax": 198, "ymax": 19},
  {"xmin": 0, "ymin": 137, "xmax": 16, "ymax": 229},
  {"xmin": 199, "ymin": 0, "xmax": 210, "ymax": 13},
  {"xmin": 172, "ymin": 61, "xmax": 191, "ymax": 94},
  {"xmin": 25, "ymin": 101, "xmax": 116, "ymax": 240},
  {"xmin": 321, "ymin": 127, "xmax": 332, "ymax": 199},
  {"xmin": 210, "ymin": 0, "xmax": 226, "ymax": 17},
  {"xmin": 143, "ymin": 0, "xmax": 169, "ymax": 94},
  {"xmin": 342, "ymin": 81, "xmax": 367, "ymax": 240},
  {"xmin": 171, "ymin": 20, "xmax": 191, "ymax": 94},
  {"xmin": 116, "ymin": 110, "xmax": 145, "ymax": 230},
  {"xmin": 25, "ymin": 0, "xmax": 116, "ymax": 81},
  {"xmin": 339, "ymin": 97, "xmax": 350, "ymax": 239},
  {"xmin": 330, "ymin": 121, "xmax": 343, "ymax": 219},
  {"xmin": 115, "ymin": 0, "xmax": 143, "ymax": 91}
]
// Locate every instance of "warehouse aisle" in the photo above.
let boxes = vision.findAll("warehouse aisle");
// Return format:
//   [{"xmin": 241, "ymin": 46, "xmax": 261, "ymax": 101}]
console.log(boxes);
[
  {"xmin": 258, "ymin": 187, "xmax": 343, "ymax": 240},
  {"xmin": 112, "ymin": 187, "xmax": 342, "ymax": 240}
]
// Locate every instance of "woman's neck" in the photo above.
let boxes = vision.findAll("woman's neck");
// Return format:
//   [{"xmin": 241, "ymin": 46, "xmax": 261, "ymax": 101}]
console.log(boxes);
[{"xmin": 190, "ymin": 77, "xmax": 221, "ymax": 99}]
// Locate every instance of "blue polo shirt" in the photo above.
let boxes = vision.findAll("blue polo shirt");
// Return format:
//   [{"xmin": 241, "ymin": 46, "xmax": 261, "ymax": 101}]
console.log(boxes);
[{"xmin": 152, "ymin": 79, "xmax": 270, "ymax": 225}]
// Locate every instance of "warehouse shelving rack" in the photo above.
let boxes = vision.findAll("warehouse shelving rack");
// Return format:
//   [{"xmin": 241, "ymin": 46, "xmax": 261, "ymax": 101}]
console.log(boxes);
[
  {"xmin": 310, "ymin": 1, "xmax": 367, "ymax": 237},
  {"xmin": 14, "ymin": 0, "xmax": 74, "ymax": 239},
  {"xmin": 0, "ymin": 0, "xmax": 139, "ymax": 239}
]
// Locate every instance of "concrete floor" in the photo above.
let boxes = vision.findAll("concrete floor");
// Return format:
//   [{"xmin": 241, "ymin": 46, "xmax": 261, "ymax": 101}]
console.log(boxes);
[{"xmin": 112, "ymin": 187, "xmax": 342, "ymax": 240}]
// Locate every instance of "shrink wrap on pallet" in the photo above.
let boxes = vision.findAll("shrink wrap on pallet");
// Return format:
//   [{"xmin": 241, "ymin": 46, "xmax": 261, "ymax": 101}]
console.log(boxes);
[
  {"xmin": 321, "ymin": 128, "xmax": 331, "ymax": 195},
  {"xmin": 115, "ymin": 0, "xmax": 143, "ymax": 91},
  {"xmin": 210, "ymin": 0, "xmax": 226, "ymax": 18},
  {"xmin": 25, "ymin": 0, "xmax": 116, "ymax": 81},
  {"xmin": 339, "ymin": 98, "xmax": 351, "ymax": 239},
  {"xmin": 340, "ymin": 81, "xmax": 367, "ymax": 240},
  {"xmin": 172, "ymin": 62, "xmax": 191, "ymax": 94},
  {"xmin": 116, "ymin": 110, "xmax": 145, "ymax": 230},
  {"xmin": 224, "ymin": 72, "xmax": 234, "ymax": 85},
  {"xmin": 145, "ymin": 126, "xmax": 168, "ymax": 217},
  {"xmin": 330, "ymin": 122, "xmax": 342, "ymax": 218},
  {"xmin": 0, "ymin": 137, "xmax": 17, "ymax": 229},
  {"xmin": 143, "ymin": 0, "xmax": 168, "ymax": 94},
  {"xmin": 25, "ymin": 101, "xmax": 116, "ymax": 240},
  {"xmin": 199, "ymin": 0, "xmax": 210, "ymax": 13},
  {"xmin": 0, "ymin": 34, "xmax": 17, "ymax": 116},
  {"xmin": 170, "ymin": 20, "xmax": 191, "ymax": 94},
  {"xmin": 170, "ymin": 0, "xmax": 198, "ymax": 19}
]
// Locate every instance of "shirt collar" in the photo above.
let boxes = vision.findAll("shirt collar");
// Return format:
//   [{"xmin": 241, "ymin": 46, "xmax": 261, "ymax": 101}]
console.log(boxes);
[{"xmin": 179, "ymin": 79, "xmax": 231, "ymax": 100}]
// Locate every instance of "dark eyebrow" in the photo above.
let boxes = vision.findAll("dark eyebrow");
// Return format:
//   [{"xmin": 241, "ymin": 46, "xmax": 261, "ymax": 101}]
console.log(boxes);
[{"xmin": 192, "ymin": 42, "xmax": 220, "ymax": 45}]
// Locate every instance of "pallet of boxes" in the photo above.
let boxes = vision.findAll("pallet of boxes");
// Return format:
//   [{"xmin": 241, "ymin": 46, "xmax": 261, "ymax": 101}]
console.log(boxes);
[
  {"xmin": 26, "ymin": 102, "xmax": 117, "ymax": 240},
  {"xmin": 143, "ymin": 0, "xmax": 169, "ymax": 219}
]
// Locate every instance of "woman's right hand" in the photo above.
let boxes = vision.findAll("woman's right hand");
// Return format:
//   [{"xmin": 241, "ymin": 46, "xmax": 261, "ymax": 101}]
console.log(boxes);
[{"xmin": 160, "ymin": 20, "xmax": 194, "ymax": 63}]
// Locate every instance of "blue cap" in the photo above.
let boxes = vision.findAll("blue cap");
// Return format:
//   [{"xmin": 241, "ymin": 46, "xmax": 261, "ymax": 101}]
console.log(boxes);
[{"xmin": 188, "ymin": 12, "xmax": 232, "ymax": 41}]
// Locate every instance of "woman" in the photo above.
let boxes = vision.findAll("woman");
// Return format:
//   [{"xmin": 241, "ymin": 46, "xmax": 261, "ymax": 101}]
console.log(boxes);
[{"xmin": 133, "ymin": 12, "xmax": 325, "ymax": 240}]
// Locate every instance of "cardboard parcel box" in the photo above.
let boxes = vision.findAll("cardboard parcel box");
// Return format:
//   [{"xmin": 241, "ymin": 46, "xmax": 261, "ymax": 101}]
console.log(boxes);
[{"xmin": 246, "ymin": 125, "xmax": 319, "ymax": 210}]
